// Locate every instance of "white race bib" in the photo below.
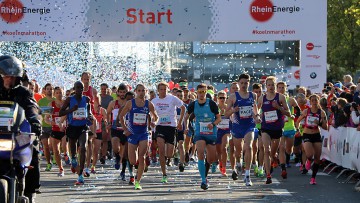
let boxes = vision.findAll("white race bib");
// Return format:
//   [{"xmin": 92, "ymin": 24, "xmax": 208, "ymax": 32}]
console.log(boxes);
[
  {"xmin": 306, "ymin": 116, "xmax": 318, "ymax": 127},
  {"xmin": 239, "ymin": 106, "xmax": 252, "ymax": 119},
  {"xmin": 96, "ymin": 120, "xmax": 101, "ymax": 131},
  {"xmin": 264, "ymin": 110, "xmax": 278, "ymax": 123},
  {"xmin": 133, "ymin": 113, "xmax": 147, "ymax": 126},
  {"xmin": 112, "ymin": 109, "xmax": 119, "ymax": 121},
  {"xmin": 199, "ymin": 122, "xmax": 212, "ymax": 135},
  {"xmin": 159, "ymin": 115, "xmax": 171, "ymax": 125},
  {"xmin": 73, "ymin": 108, "xmax": 86, "ymax": 120},
  {"xmin": 54, "ymin": 117, "xmax": 61, "ymax": 126},
  {"xmin": 218, "ymin": 119, "xmax": 230, "ymax": 130}
]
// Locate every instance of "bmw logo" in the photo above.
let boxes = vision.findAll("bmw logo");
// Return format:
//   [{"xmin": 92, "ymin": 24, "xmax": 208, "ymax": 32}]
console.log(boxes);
[{"xmin": 310, "ymin": 72, "xmax": 317, "ymax": 79}]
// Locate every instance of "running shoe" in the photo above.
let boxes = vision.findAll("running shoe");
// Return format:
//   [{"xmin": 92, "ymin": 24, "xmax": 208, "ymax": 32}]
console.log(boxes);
[
  {"xmin": 174, "ymin": 158, "xmax": 179, "ymax": 166},
  {"xmin": 114, "ymin": 156, "xmax": 121, "ymax": 170},
  {"xmin": 58, "ymin": 169, "xmax": 64, "ymax": 177},
  {"xmin": 166, "ymin": 158, "xmax": 172, "ymax": 167},
  {"xmin": 75, "ymin": 175, "xmax": 84, "ymax": 185},
  {"xmin": 271, "ymin": 161, "xmax": 278, "ymax": 168},
  {"xmin": 211, "ymin": 162, "xmax": 218, "ymax": 173},
  {"xmin": 286, "ymin": 163, "xmax": 291, "ymax": 168},
  {"xmin": 220, "ymin": 166, "xmax": 227, "ymax": 176},
  {"xmin": 253, "ymin": 165, "xmax": 259, "ymax": 176},
  {"xmin": 45, "ymin": 163, "xmax": 52, "ymax": 172},
  {"xmin": 296, "ymin": 162, "xmax": 302, "ymax": 167},
  {"xmin": 310, "ymin": 177, "xmax": 317, "ymax": 185},
  {"xmin": 232, "ymin": 171, "xmax": 238, "ymax": 180},
  {"xmin": 64, "ymin": 154, "xmax": 71, "ymax": 165},
  {"xmin": 281, "ymin": 170, "xmax": 287, "ymax": 179},
  {"xmin": 91, "ymin": 166, "xmax": 96, "ymax": 174},
  {"xmin": 100, "ymin": 156, "xmax": 105, "ymax": 165},
  {"xmin": 200, "ymin": 179, "xmax": 208, "ymax": 190},
  {"xmin": 120, "ymin": 171, "xmax": 126, "ymax": 181},
  {"xmin": 301, "ymin": 168, "xmax": 309, "ymax": 175},
  {"xmin": 129, "ymin": 176, "xmax": 135, "ymax": 185},
  {"xmin": 161, "ymin": 175, "xmax": 168, "ymax": 183},
  {"xmin": 83, "ymin": 168, "xmax": 90, "ymax": 177},
  {"xmin": 51, "ymin": 155, "xmax": 57, "ymax": 165},
  {"xmin": 266, "ymin": 175, "xmax": 272, "ymax": 184},
  {"xmin": 236, "ymin": 165, "xmax": 242, "ymax": 175},
  {"xmin": 257, "ymin": 169, "xmax": 265, "ymax": 178},
  {"xmin": 71, "ymin": 158, "xmax": 78, "ymax": 174},
  {"xmin": 245, "ymin": 176, "xmax": 252, "ymax": 186},
  {"xmin": 305, "ymin": 159, "xmax": 311, "ymax": 171},
  {"xmin": 135, "ymin": 181, "xmax": 142, "ymax": 190},
  {"xmin": 179, "ymin": 163, "xmax": 185, "ymax": 172}
]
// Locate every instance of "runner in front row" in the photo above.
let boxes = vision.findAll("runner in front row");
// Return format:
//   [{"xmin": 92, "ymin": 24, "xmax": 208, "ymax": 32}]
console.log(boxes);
[
  {"xmin": 257, "ymin": 76, "xmax": 291, "ymax": 184},
  {"xmin": 59, "ymin": 81, "xmax": 93, "ymax": 185},
  {"xmin": 119, "ymin": 84, "xmax": 158, "ymax": 190},
  {"xmin": 184, "ymin": 83, "xmax": 221, "ymax": 190},
  {"xmin": 295, "ymin": 94, "xmax": 328, "ymax": 185},
  {"xmin": 225, "ymin": 74, "xmax": 261, "ymax": 186}
]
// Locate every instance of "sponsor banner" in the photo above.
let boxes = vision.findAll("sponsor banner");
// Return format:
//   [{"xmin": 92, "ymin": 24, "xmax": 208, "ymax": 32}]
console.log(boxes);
[
  {"xmin": 322, "ymin": 127, "xmax": 360, "ymax": 172},
  {"xmin": 0, "ymin": 0, "xmax": 326, "ymax": 42},
  {"xmin": 0, "ymin": 0, "xmax": 327, "ymax": 91}
]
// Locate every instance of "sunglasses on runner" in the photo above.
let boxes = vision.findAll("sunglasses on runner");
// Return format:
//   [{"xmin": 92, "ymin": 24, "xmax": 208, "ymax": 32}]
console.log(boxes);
[
  {"xmin": 197, "ymin": 90, "xmax": 207, "ymax": 94},
  {"xmin": 219, "ymin": 97, "xmax": 226, "ymax": 99}
]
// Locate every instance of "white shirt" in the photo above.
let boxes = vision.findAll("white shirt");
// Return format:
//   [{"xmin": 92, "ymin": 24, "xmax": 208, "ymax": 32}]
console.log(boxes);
[{"xmin": 152, "ymin": 94, "xmax": 184, "ymax": 127}]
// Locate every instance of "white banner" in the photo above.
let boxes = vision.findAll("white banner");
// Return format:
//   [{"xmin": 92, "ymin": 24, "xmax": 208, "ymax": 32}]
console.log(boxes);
[
  {"xmin": 322, "ymin": 127, "xmax": 360, "ymax": 172},
  {"xmin": 0, "ymin": 0, "xmax": 327, "ymax": 92}
]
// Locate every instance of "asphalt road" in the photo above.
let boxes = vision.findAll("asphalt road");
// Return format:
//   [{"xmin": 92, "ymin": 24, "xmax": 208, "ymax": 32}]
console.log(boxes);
[{"xmin": 35, "ymin": 158, "xmax": 360, "ymax": 203}]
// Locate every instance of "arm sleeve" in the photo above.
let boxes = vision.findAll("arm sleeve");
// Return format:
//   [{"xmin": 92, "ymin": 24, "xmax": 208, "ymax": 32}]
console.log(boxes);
[
  {"xmin": 294, "ymin": 106, "xmax": 301, "ymax": 117},
  {"xmin": 209, "ymin": 100, "xmax": 219, "ymax": 115},
  {"xmin": 15, "ymin": 86, "xmax": 40, "ymax": 123}
]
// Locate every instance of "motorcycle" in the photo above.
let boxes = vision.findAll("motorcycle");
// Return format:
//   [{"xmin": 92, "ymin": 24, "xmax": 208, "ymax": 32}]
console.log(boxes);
[{"xmin": 0, "ymin": 101, "xmax": 52, "ymax": 203}]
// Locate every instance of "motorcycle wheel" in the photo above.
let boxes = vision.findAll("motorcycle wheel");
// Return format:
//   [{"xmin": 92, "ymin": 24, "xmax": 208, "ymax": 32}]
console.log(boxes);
[{"xmin": 0, "ymin": 179, "xmax": 8, "ymax": 203}]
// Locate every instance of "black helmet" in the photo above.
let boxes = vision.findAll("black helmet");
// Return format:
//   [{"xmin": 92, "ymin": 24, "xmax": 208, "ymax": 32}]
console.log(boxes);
[{"xmin": 0, "ymin": 55, "xmax": 24, "ymax": 77}]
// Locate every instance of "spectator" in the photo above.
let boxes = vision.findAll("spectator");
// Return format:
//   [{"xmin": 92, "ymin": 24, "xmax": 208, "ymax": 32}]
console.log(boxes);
[
  {"xmin": 331, "ymin": 98, "xmax": 349, "ymax": 128},
  {"xmin": 343, "ymin": 75, "xmax": 355, "ymax": 88}
]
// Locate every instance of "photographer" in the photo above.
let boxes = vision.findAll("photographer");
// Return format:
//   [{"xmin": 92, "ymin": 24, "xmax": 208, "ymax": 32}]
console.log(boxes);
[{"xmin": 331, "ymin": 98, "xmax": 350, "ymax": 128}]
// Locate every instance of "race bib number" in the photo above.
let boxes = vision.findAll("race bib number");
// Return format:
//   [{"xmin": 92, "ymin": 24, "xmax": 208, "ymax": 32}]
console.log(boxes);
[
  {"xmin": 159, "ymin": 115, "xmax": 171, "ymax": 125},
  {"xmin": 199, "ymin": 122, "xmax": 212, "ymax": 135},
  {"xmin": 218, "ymin": 119, "xmax": 230, "ymax": 130},
  {"xmin": 306, "ymin": 116, "xmax": 318, "ymax": 127},
  {"xmin": 54, "ymin": 117, "xmax": 62, "ymax": 126},
  {"xmin": 112, "ymin": 109, "xmax": 119, "ymax": 121},
  {"xmin": 133, "ymin": 113, "xmax": 147, "ymax": 126},
  {"xmin": 239, "ymin": 106, "xmax": 252, "ymax": 119},
  {"xmin": 264, "ymin": 110, "xmax": 278, "ymax": 123},
  {"xmin": 73, "ymin": 108, "xmax": 86, "ymax": 120}
]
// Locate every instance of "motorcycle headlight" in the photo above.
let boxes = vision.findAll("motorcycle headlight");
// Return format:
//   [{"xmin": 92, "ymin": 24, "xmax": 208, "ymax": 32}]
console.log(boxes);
[{"xmin": 0, "ymin": 139, "xmax": 13, "ymax": 151}]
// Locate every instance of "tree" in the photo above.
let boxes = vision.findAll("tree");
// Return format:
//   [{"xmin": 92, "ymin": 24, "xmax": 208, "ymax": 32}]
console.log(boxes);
[{"xmin": 327, "ymin": 0, "xmax": 360, "ymax": 82}]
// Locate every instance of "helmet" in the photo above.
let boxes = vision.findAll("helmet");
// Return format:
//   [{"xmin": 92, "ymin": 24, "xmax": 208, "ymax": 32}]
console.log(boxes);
[{"xmin": 0, "ymin": 55, "xmax": 24, "ymax": 77}]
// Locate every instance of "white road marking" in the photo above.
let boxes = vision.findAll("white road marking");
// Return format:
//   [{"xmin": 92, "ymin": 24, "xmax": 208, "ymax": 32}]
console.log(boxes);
[{"xmin": 271, "ymin": 188, "xmax": 292, "ymax": 196}]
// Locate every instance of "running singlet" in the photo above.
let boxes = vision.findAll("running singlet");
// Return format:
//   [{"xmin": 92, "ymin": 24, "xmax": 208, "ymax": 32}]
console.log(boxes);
[
  {"xmin": 232, "ymin": 92, "xmax": 255, "ymax": 131},
  {"xmin": 283, "ymin": 96, "xmax": 296, "ymax": 131},
  {"xmin": 83, "ymin": 86, "xmax": 94, "ymax": 104},
  {"xmin": 128, "ymin": 99, "xmax": 149, "ymax": 135},
  {"xmin": 94, "ymin": 108, "xmax": 103, "ymax": 133},
  {"xmin": 194, "ymin": 99, "xmax": 217, "ymax": 136},
  {"xmin": 112, "ymin": 100, "xmax": 125, "ymax": 130},
  {"xmin": 51, "ymin": 101, "xmax": 62, "ymax": 132},
  {"xmin": 68, "ymin": 96, "xmax": 88, "ymax": 126},
  {"xmin": 261, "ymin": 93, "xmax": 284, "ymax": 130},
  {"xmin": 304, "ymin": 109, "xmax": 321, "ymax": 129}
]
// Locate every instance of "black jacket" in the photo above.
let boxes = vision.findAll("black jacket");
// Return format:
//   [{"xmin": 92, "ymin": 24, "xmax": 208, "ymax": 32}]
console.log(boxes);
[{"xmin": 0, "ymin": 84, "xmax": 41, "ymax": 132}]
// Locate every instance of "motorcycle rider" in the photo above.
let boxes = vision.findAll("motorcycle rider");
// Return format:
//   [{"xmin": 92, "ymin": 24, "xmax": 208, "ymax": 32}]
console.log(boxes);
[{"xmin": 0, "ymin": 55, "xmax": 42, "ymax": 202}]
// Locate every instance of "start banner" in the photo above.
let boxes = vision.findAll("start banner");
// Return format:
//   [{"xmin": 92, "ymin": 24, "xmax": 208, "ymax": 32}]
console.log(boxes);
[
  {"xmin": 0, "ymin": 0, "xmax": 327, "ymax": 92},
  {"xmin": 321, "ymin": 127, "xmax": 360, "ymax": 172}
]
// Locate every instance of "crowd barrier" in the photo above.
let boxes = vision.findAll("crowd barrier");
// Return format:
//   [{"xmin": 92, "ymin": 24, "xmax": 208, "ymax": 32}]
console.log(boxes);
[{"xmin": 321, "ymin": 126, "xmax": 360, "ymax": 172}]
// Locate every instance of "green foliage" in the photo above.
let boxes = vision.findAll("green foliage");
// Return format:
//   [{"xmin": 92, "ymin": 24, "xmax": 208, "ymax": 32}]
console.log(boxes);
[{"xmin": 327, "ymin": 0, "xmax": 360, "ymax": 82}]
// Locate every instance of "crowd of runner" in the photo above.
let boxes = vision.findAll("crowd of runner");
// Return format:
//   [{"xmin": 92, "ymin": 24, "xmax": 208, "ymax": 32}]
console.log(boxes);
[{"xmin": 27, "ymin": 72, "xmax": 360, "ymax": 190}]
